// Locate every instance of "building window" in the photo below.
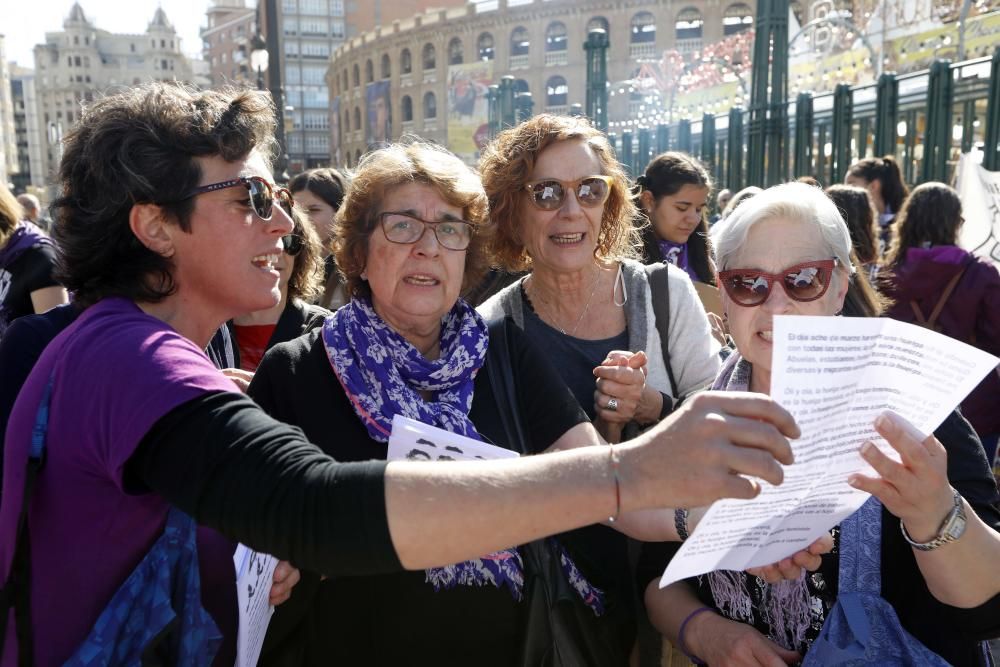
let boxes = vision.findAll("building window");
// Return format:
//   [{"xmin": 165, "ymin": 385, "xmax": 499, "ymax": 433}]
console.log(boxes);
[
  {"xmin": 422, "ymin": 43, "xmax": 435, "ymax": 71},
  {"xmin": 510, "ymin": 27, "xmax": 530, "ymax": 56},
  {"xmin": 342, "ymin": 70, "xmax": 348, "ymax": 90},
  {"xmin": 130, "ymin": 43, "xmax": 135, "ymax": 52},
  {"xmin": 401, "ymin": 95, "xmax": 413, "ymax": 121},
  {"xmin": 284, "ymin": 17, "xmax": 299, "ymax": 35},
  {"xmin": 545, "ymin": 22, "xmax": 567, "ymax": 52},
  {"xmin": 514, "ymin": 79, "xmax": 529, "ymax": 94},
  {"xmin": 331, "ymin": 19, "xmax": 345, "ymax": 38},
  {"xmin": 300, "ymin": 18, "xmax": 328, "ymax": 35},
  {"xmin": 283, "ymin": 0, "xmax": 297, "ymax": 10},
  {"xmin": 74, "ymin": 35, "xmax": 79, "ymax": 45},
  {"xmin": 448, "ymin": 38, "xmax": 463, "ymax": 65},
  {"xmin": 352, "ymin": 64, "xmax": 359, "ymax": 87},
  {"xmin": 74, "ymin": 56, "xmax": 81, "ymax": 66},
  {"xmin": 84, "ymin": 56, "xmax": 90, "ymax": 67},
  {"xmin": 723, "ymin": 3, "xmax": 753, "ymax": 35},
  {"xmin": 546, "ymin": 76, "xmax": 568, "ymax": 106},
  {"xmin": 285, "ymin": 41, "xmax": 300, "ymax": 56},
  {"xmin": 354, "ymin": 106, "xmax": 361, "ymax": 131},
  {"xmin": 365, "ymin": 59, "xmax": 373, "ymax": 83},
  {"xmin": 423, "ymin": 92, "xmax": 436, "ymax": 119},
  {"xmin": 381, "ymin": 53, "xmax": 391, "ymax": 79},
  {"xmin": 478, "ymin": 33, "xmax": 494, "ymax": 61},
  {"xmin": 631, "ymin": 12, "xmax": 656, "ymax": 44},
  {"xmin": 401, "ymin": 48, "xmax": 412, "ymax": 74},
  {"xmin": 675, "ymin": 8, "xmax": 704, "ymax": 40}
]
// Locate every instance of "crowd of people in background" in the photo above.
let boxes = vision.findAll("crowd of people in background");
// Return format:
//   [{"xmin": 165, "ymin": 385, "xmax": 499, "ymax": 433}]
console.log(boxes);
[{"xmin": 0, "ymin": 82, "xmax": 999, "ymax": 666}]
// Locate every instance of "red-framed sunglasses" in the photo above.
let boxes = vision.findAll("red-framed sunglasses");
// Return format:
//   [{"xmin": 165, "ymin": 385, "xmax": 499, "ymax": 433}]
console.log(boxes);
[
  {"xmin": 718, "ymin": 259, "xmax": 838, "ymax": 307},
  {"xmin": 175, "ymin": 176, "xmax": 294, "ymax": 221}
]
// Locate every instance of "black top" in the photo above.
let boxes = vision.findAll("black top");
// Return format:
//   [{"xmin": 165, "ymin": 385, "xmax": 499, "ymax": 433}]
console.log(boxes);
[
  {"xmin": 636, "ymin": 410, "xmax": 1000, "ymax": 666},
  {"xmin": 226, "ymin": 297, "xmax": 330, "ymax": 370},
  {"xmin": 248, "ymin": 322, "xmax": 588, "ymax": 667},
  {"xmin": 0, "ymin": 244, "xmax": 59, "ymax": 326}
]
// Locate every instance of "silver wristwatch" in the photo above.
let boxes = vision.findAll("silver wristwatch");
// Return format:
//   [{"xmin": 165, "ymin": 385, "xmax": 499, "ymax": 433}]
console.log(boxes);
[{"xmin": 899, "ymin": 488, "xmax": 967, "ymax": 551}]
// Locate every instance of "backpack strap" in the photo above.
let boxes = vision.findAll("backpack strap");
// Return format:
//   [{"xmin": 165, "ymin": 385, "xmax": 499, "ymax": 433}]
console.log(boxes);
[
  {"xmin": 909, "ymin": 264, "xmax": 968, "ymax": 330},
  {"xmin": 0, "ymin": 374, "xmax": 53, "ymax": 666},
  {"xmin": 645, "ymin": 263, "xmax": 679, "ymax": 398}
]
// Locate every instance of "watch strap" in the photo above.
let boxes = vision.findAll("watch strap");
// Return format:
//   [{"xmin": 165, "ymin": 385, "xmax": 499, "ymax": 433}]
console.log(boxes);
[{"xmin": 899, "ymin": 488, "xmax": 965, "ymax": 552}]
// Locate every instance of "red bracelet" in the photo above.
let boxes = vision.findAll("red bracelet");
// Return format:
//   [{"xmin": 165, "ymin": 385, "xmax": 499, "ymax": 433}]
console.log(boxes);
[
  {"xmin": 678, "ymin": 606, "xmax": 712, "ymax": 665},
  {"xmin": 607, "ymin": 443, "xmax": 621, "ymax": 523}
]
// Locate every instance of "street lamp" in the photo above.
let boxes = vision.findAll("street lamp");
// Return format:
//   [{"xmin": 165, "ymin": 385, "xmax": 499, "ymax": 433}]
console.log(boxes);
[{"xmin": 250, "ymin": 33, "xmax": 268, "ymax": 91}]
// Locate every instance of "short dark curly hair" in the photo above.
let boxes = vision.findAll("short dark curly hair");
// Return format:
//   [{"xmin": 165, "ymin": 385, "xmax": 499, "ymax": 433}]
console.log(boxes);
[
  {"xmin": 333, "ymin": 141, "xmax": 491, "ymax": 301},
  {"xmin": 52, "ymin": 82, "xmax": 277, "ymax": 306}
]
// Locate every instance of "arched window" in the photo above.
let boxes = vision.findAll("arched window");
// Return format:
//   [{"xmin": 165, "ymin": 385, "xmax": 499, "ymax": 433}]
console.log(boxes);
[
  {"xmin": 510, "ymin": 27, "xmax": 530, "ymax": 57},
  {"xmin": 630, "ymin": 12, "xmax": 656, "ymax": 44},
  {"xmin": 355, "ymin": 149, "xmax": 362, "ymax": 164},
  {"xmin": 342, "ymin": 69, "xmax": 348, "ymax": 90},
  {"xmin": 723, "ymin": 3, "xmax": 753, "ymax": 35},
  {"xmin": 422, "ymin": 43, "xmax": 436, "ymax": 71},
  {"xmin": 401, "ymin": 95, "xmax": 413, "ymax": 122},
  {"xmin": 545, "ymin": 22, "xmax": 567, "ymax": 52},
  {"xmin": 354, "ymin": 106, "xmax": 361, "ymax": 131},
  {"xmin": 514, "ymin": 79, "xmax": 530, "ymax": 94},
  {"xmin": 365, "ymin": 59, "xmax": 373, "ymax": 83},
  {"xmin": 478, "ymin": 32, "xmax": 494, "ymax": 61},
  {"xmin": 344, "ymin": 109, "xmax": 350, "ymax": 132},
  {"xmin": 546, "ymin": 76, "xmax": 568, "ymax": 106},
  {"xmin": 352, "ymin": 63, "xmax": 359, "ymax": 87},
  {"xmin": 381, "ymin": 53, "xmax": 391, "ymax": 79},
  {"xmin": 401, "ymin": 48, "xmax": 412, "ymax": 74},
  {"xmin": 448, "ymin": 37, "xmax": 463, "ymax": 65},
  {"xmin": 423, "ymin": 91, "xmax": 437, "ymax": 119},
  {"xmin": 675, "ymin": 8, "xmax": 704, "ymax": 40},
  {"xmin": 586, "ymin": 16, "xmax": 609, "ymax": 35}
]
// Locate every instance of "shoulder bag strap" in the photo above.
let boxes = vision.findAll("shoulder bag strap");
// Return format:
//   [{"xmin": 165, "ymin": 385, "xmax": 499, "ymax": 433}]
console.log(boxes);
[
  {"xmin": 909, "ymin": 264, "xmax": 967, "ymax": 329},
  {"xmin": 484, "ymin": 318, "xmax": 530, "ymax": 455},
  {"xmin": 645, "ymin": 263, "xmax": 678, "ymax": 397},
  {"xmin": 0, "ymin": 374, "xmax": 53, "ymax": 665}
]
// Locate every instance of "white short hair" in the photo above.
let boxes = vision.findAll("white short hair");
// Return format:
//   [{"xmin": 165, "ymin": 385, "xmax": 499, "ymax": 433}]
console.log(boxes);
[{"xmin": 713, "ymin": 181, "xmax": 855, "ymax": 274}]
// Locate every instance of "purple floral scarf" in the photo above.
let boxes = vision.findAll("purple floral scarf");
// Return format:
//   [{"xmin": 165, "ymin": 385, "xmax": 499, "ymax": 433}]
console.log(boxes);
[{"xmin": 322, "ymin": 297, "xmax": 605, "ymax": 613}]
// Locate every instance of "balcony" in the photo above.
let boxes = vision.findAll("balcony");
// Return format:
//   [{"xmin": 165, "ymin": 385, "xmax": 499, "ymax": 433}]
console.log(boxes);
[
  {"xmin": 508, "ymin": 54, "xmax": 529, "ymax": 70},
  {"xmin": 629, "ymin": 43, "xmax": 657, "ymax": 60},
  {"xmin": 545, "ymin": 104, "xmax": 569, "ymax": 115},
  {"xmin": 423, "ymin": 119, "xmax": 438, "ymax": 132},
  {"xmin": 422, "ymin": 71, "xmax": 437, "ymax": 84},
  {"xmin": 400, "ymin": 73, "xmax": 413, "ymax": 87},
  {"xmin": 675, "ymin": 38, "xmax": 703, "ymax": 54},
  {"xmin": 544, "ymin": 51, "xmax": 568, "ymax": 67}
]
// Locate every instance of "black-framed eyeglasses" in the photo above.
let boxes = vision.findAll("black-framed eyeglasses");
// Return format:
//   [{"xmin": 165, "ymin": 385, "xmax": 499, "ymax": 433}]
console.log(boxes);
[
  {"xmin": 718, "ymin": 259, "xmax": 838, "ymax": 307},
  {"xmin": 281, "ymin": 234, "xmax": 303, "ymax": 256},
  {"xmin": 177, "ymin": 176, "xmax": 294, "ymax": 221},
  {"xmin": 523, "ymin": 175, "xmax": 614, "ymax": 211},
  {"xmin": 377, "ymin": 212, "xmax": 474, "ymax": 251}
]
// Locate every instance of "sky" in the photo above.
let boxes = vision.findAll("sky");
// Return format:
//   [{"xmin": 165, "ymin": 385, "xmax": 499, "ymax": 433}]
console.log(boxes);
[{"xmin": 3, "ymin": 0, "xmax": 216, "ymax": 68}]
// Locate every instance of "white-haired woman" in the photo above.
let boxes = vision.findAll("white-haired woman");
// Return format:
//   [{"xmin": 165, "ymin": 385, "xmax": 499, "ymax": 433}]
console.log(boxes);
[{"xmin": 640, "ymin": 182, "xmax": 1000, "ymax": 667}]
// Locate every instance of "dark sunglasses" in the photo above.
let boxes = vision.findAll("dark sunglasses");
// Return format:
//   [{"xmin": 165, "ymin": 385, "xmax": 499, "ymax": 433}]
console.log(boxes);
[
  {"xmin": 378, "ymin": 212, "xmax": 474, "ymax": 251},
  {"xmin": 177, "ymin": 176, "xmax": 294, "ymax": 221},
  {"xmin": 281, "ymin": 234, "xmax": 303, "ymax": 256},
  {"xmin": 718, "ymin": 259, "xmax": 838, "ymax": 307},
  {"xmin": 523, "ymin": 175, "xmax": 614, "ymax": 211}
]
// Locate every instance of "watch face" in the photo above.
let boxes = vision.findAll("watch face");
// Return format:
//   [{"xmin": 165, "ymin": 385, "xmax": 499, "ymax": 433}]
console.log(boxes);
[{"xmin": 944, "ymin": 509, "xmax": 967, "ymax": 541}]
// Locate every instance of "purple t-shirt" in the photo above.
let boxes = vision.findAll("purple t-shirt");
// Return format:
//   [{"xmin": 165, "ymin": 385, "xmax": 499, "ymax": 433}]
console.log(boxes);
[{"xmin": 0, "ymin": 298, "xmax": 240, "ymax": 665}]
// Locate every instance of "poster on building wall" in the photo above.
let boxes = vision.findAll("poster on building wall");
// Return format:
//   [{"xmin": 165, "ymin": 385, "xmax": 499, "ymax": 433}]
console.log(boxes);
[
  {"xmin": 330, "ymin": 96, "xmax": 342, "ymax": 167},
  {"xmin": 366, "ymin": 81, "xmax": 391, "ymax": 149},
  {"xmin": 955, "ymin": 152, "xmax": 1000, "ymax": 269},
  {"xmin": 447, "ymin": 61, "xmax": 493, "ymax": 164}
]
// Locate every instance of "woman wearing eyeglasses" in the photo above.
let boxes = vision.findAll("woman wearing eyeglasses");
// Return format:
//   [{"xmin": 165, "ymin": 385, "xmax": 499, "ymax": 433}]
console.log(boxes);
[
  {"xmin": 476, "ymin": 114, "xmax": 722, "ymax": 664},
  {"xmin": 641, "ymin": 182, "xmax": 1000, "ymax": 667},
  {"xmin": 228, "ymin": 209, "xmax": 330, "ymax": 372}
]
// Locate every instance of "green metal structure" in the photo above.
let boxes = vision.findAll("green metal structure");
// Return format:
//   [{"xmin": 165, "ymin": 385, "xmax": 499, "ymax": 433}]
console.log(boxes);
[
  {"xmin": 487, "ymin": 85, "xmax": 499, "ymax": 139},
  {"xmin": 515, "ymin": 92, "xmax": 534, "ymax": 123},
  {"xmin": 727, "ymin": 107, "xmax": 744, "ymax": 192},
  {"xmin": 637, "ymin": 128, "xmax": 652, "ymax": 174},
  {"xmin": 620, "ymin": 130, "xmax": 633, "ymax": 177},
  {"xmin": 656, "ymin": 124, "xmax": 669, "ymax": 154},
  {"xmin": 584, "ymin": 29, "xmax": 610, "ymax": 133},
  {"xmin": 499, "ymin": 76, "xmax": 516, "ymax": 130},
  {"xmin": 747, "ymin": 0, "xmax": 789, "ymax": 187},
  {"xmin": 793, "ymin": 93, "xmax": 813, "ymax": 177},
  {"xmin": 677, "ymin": 120, "xmax": 692, "ymax": 154},
  {"xmin": 985, "ymin": 48, "xmax": 1000, "ymax": 171},
  {"xmin": 701, "ymin": 113, "xmax": 716, "ymax": 173},
  {"xmin": 831, "ymin": 84, "xmax": 853, "ymax": 184},
  {"xmin": 873, "ymin": 73, "xmax": 899, "ymax": 158},
  {"xmin": 923, "ymin": 60, "xmax": 954, "ymax": 182}
]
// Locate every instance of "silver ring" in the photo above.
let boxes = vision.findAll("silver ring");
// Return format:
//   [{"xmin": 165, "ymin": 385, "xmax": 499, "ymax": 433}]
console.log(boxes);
[{"xmin": 607, "ymin": 398, "xmax": 619, "ymax": 412}]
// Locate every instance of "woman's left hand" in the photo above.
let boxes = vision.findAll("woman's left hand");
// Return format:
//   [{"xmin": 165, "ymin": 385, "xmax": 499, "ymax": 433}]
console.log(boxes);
[
  {"xmin": 745, "ymin": 534, "xmax": 834, "ymax": 583},
  {"xmin": 269, "ymin": 560, "xmax": 301, "ymax": 606},
  {"xmin": 848, "ymin": 410, "xmax": 954, "ymax": 542},
  {"xmin": 593, "ymin": 351, "xmax": 648, "ymax": 424}
]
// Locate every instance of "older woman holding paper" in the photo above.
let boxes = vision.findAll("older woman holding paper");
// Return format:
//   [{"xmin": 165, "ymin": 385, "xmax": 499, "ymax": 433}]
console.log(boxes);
[{"xmin": 641, "ymin": 182, "xmax": 1000, "ymax": 666}]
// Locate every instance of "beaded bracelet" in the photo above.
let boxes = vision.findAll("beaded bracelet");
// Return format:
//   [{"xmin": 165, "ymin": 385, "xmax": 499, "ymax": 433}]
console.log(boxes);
[
  {"xmin": 607, "ymin": 443, "xmax": 621, "ymax": 523},
  {"xmin": 677, "ymin": 606, "xmax": 712, "ymax": 665}
]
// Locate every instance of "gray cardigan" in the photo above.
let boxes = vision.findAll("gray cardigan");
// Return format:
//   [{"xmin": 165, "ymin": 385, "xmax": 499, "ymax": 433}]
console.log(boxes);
[{"xmin": 477, "ymin": 259, "xmax": 720, "ymax": 401}]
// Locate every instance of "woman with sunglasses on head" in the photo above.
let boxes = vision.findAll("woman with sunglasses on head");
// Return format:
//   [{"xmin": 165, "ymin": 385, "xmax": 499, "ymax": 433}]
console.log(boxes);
[
  {"xmin": 876, "ymin": 182, "xmax": 1000, "ymax": 471},
  {"xmin": 477, "ymin": 115, "xmax": 722, "ymax": 664},
  {"xmin": 641, "ymin": 182, "xmax": 1000, "ymax": 667},
  {"xmin": 228, "ymin": 209, "xmax": 330, "ymax": 373}
]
